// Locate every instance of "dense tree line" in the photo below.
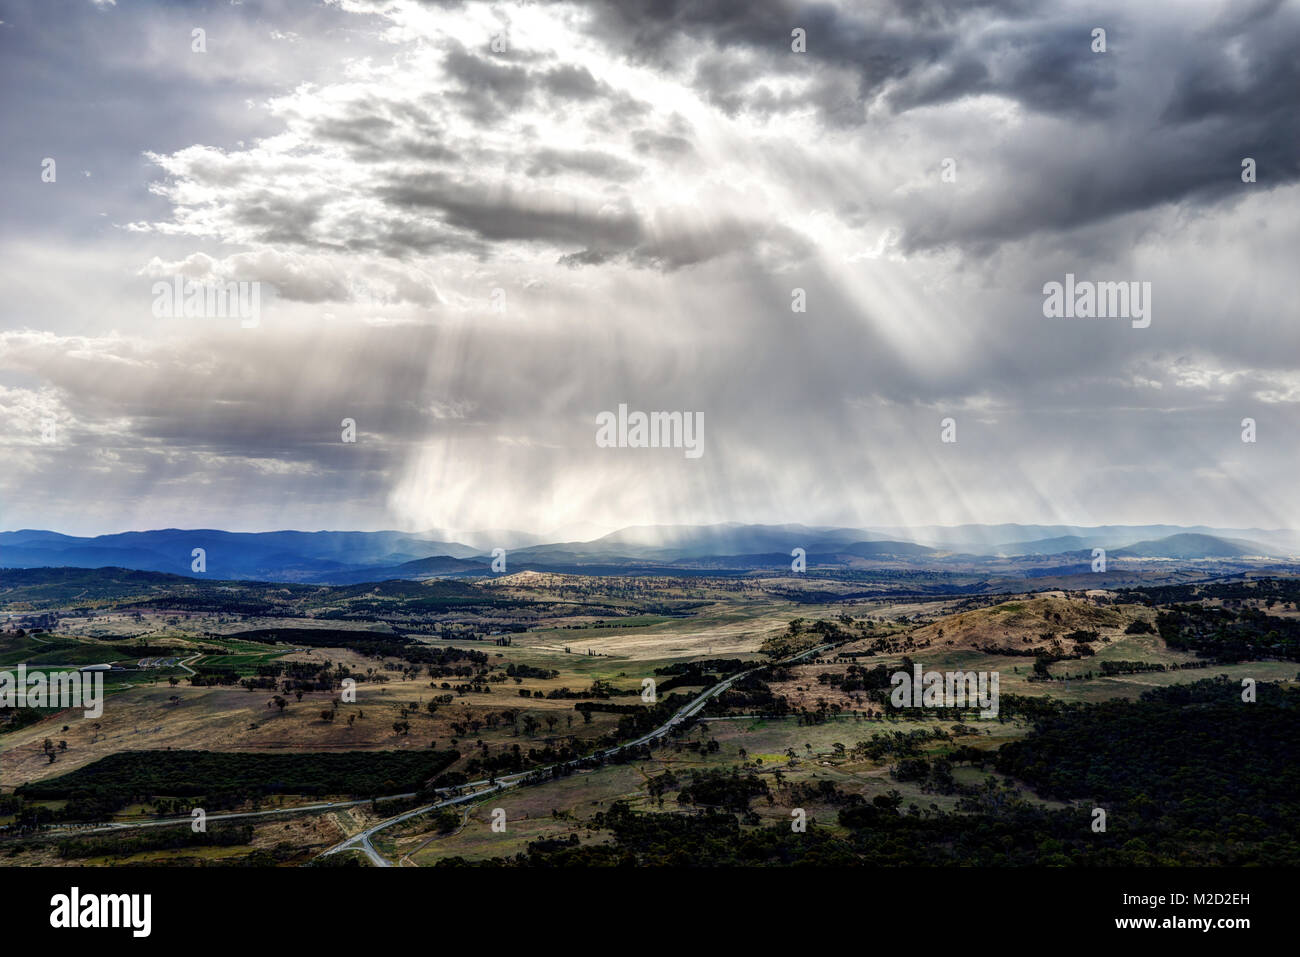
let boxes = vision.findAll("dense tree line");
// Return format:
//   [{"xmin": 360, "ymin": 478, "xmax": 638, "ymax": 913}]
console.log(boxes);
[
  {"xmin": 15, "ymin": 749, "xmax": 462, "ymax": 817},
  {"xmin": 231, "ymin": 628, "xmax": 493, "ymax": 665},
  {"xmin": 1157, "ymin": 604, "xmax": 1300, "ymax": 661}
]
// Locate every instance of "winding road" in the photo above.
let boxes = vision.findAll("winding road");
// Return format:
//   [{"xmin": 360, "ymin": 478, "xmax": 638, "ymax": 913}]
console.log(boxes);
[
  {"xmin": 316, "ymin": 640, "xmax": 838, "ymax": 866},
  {"xmin": 8, "ymin": 642, "xmax": 838, "ymax": 863}
]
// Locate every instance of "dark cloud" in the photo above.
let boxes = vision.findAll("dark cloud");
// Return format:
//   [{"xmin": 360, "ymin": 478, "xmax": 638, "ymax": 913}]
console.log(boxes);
[
  {"xmin": 378, "ymin": 172, "xmax": 644, "ymax": 249},
  {"xmin": 442, "ymin": 46, "xmax": 534, "ymax": 119},
  {"xmin": 630, "ymin": 128, "xmax": 694, "ymax": 157},
  {"xmin": 539, "ymin": 63, "xmax": 605, "ymax": 100},
  {"xmin": 238, "ymin": 189, "xmax": 328, "ymax": 246},
  {"xmin": 563, "ymin": 0, "xmax": 1300, "ymax": 250},
  {"xmin": 557, "ymin": 248, "xmax": 615, "ymax": 267},
  {"xmin": 523, "ymin": 148, "xmax": 642, "ymax": 181}
]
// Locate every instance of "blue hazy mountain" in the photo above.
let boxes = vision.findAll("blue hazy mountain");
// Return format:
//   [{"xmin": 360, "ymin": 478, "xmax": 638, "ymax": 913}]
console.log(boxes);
[
  {"xmin": 0, "ymin": 524, "xmax": 1291, "ymax": 583},
  {"xmin": 0, "ymin": 529, "xmax": 478, "ymax": 582}
]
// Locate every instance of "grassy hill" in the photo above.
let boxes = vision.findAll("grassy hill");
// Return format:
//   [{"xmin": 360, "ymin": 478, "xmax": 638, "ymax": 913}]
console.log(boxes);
[{"xmin": 897, "ymin": 594, "xmax": 1137, "ymax": 652}]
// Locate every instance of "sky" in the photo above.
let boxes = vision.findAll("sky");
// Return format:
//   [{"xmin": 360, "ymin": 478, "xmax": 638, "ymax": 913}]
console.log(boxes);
[{"xmin": 0, "ymin": 0, "xmax": 1297, "ymax": 539}]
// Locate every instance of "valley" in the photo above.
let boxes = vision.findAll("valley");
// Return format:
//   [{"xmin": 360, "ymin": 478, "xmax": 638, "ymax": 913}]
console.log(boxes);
[{"xmin": 3, "ymin": 556, "xmax": 1298, "ymax": 867}]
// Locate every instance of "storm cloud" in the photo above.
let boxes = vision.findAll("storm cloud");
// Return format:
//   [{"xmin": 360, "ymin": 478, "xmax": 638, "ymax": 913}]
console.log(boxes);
[{"xmin": 0, "ymin": 0, "xmax": 1296, "ymax": 538}]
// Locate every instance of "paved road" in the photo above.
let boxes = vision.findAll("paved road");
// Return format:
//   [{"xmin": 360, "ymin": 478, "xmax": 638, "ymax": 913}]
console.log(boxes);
[
  {"xmin": 316, "ymin": 640, "xmax": 839, "ymax": 866},
  {"xmin": 8, "ymin": 642, "xmax": 838, "ymax": 857}
]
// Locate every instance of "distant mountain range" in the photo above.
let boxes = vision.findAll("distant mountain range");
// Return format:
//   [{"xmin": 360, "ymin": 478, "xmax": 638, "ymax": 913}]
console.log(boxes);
[
  {"xmin": 1, "ymin": 523, "xmax": 1295, "ymax": 584},
  {"xmin": 0, "ymin": 529, "xmax": 482, "ymax": 582}
]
